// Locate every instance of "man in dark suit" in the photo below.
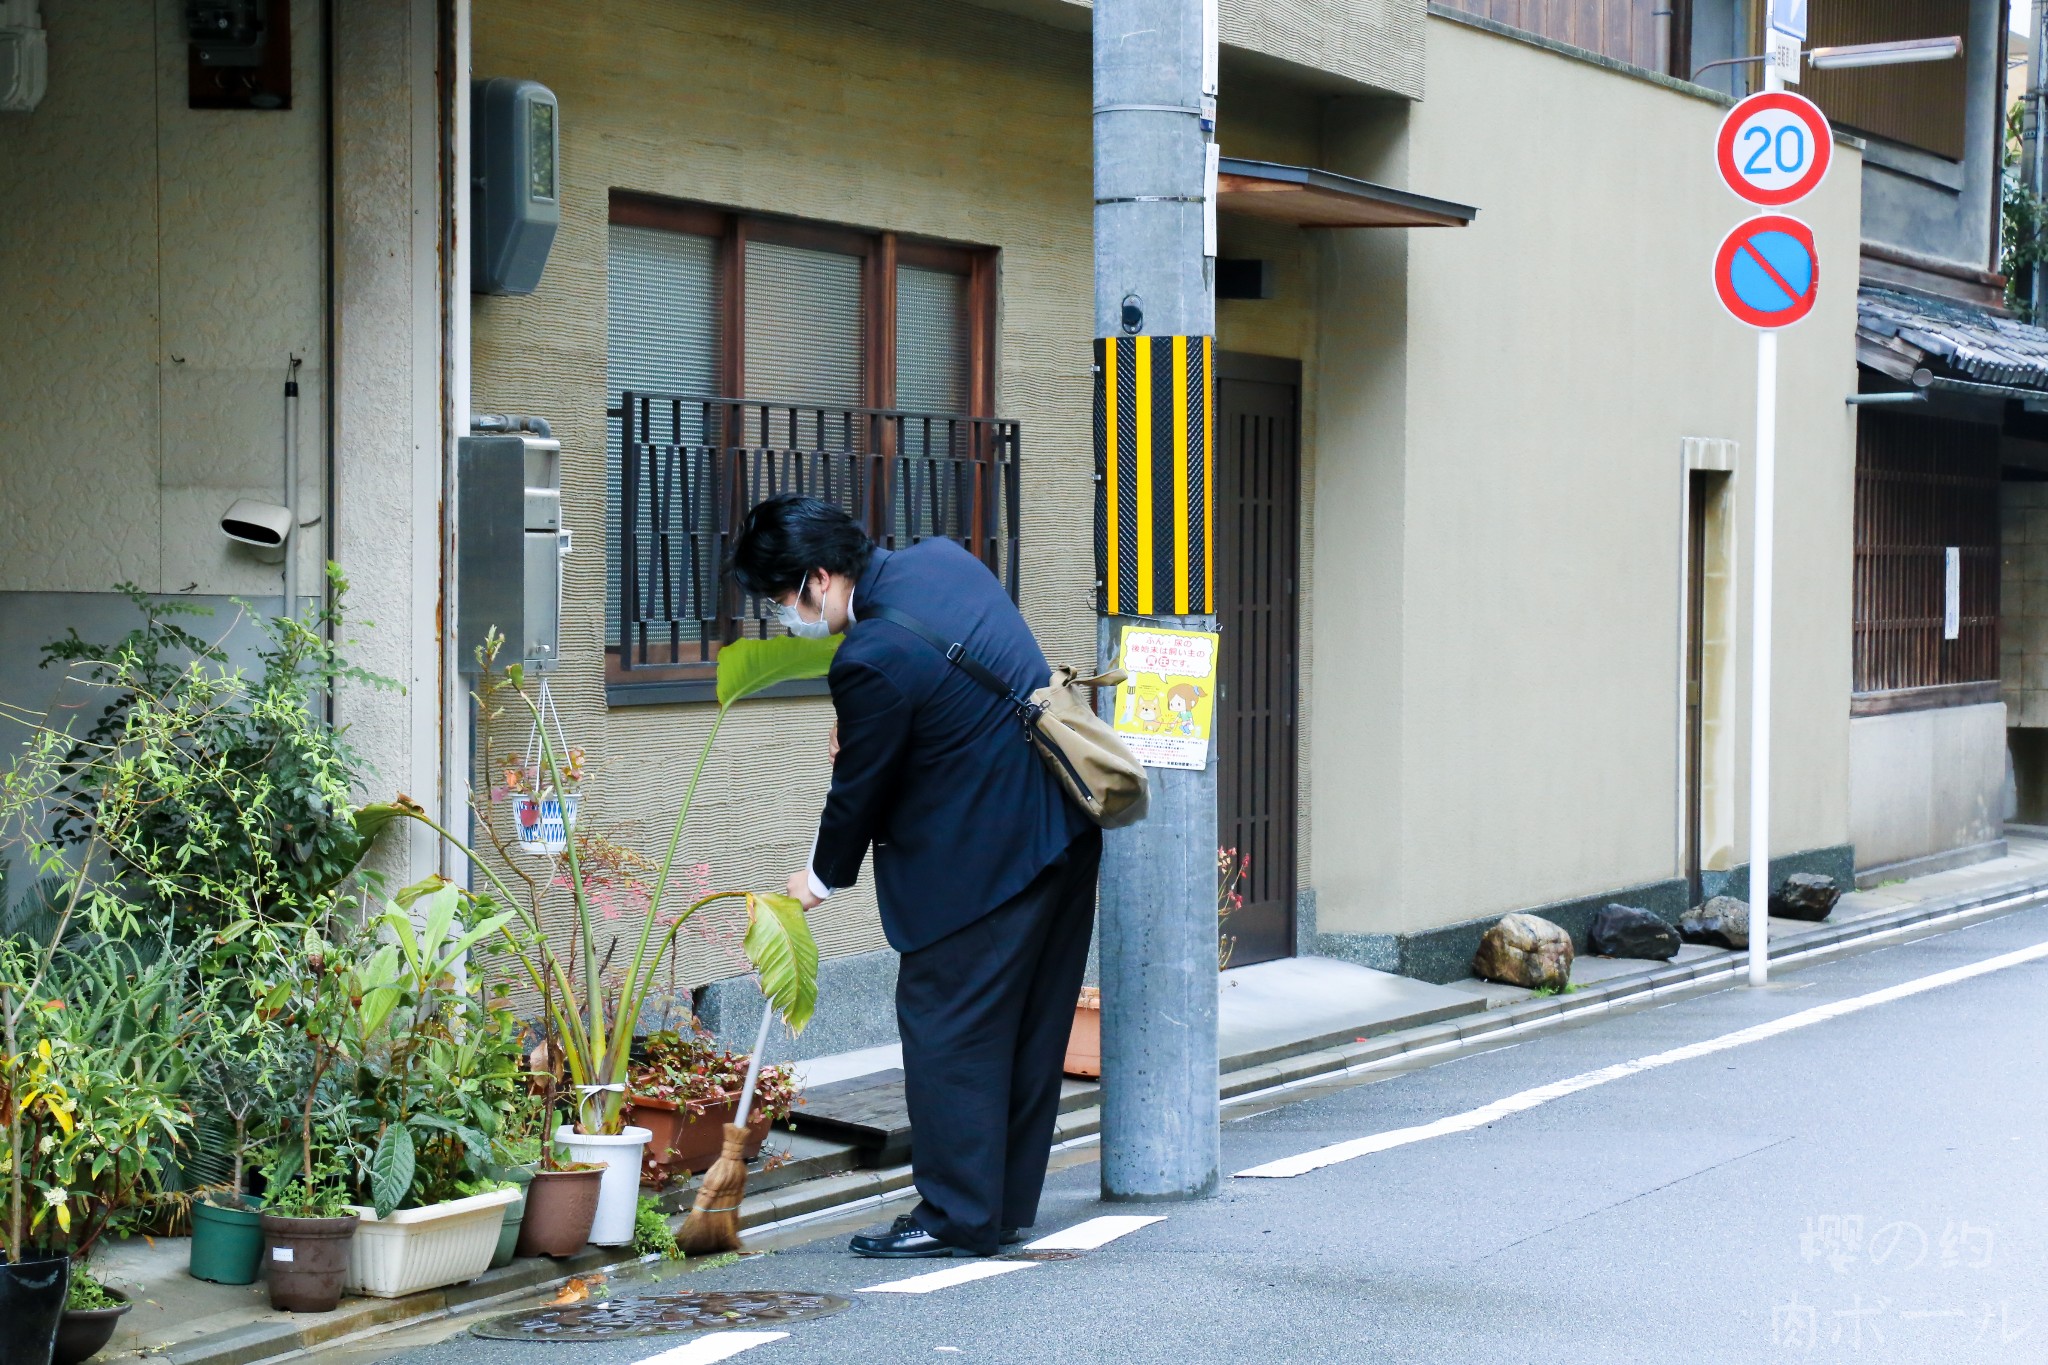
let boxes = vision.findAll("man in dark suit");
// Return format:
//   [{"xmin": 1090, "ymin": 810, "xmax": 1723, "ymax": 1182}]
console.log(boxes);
[{"xmin": 730, "ymin": 493, "xmax": 1099, "ymax": 1258}]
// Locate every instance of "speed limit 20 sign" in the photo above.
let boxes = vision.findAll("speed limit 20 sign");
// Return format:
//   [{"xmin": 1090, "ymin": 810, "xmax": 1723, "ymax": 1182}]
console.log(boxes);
[{"xmin": 1715, "ymin": 91, "xmax": 1832, "ymax": 206}]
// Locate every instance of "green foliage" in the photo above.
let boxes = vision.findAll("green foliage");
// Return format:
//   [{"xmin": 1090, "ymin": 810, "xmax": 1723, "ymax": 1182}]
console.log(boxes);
[
  {"xmin": 66, "ymin": 1265, "xmax": 119, "ymax": 1311},
  {"xmin": 633, "ymin": 1195, "xmax": 682, "ymax": 1260},
  {"xmin": 714, "ymin": 634, "xmax": 840, "ymax": 707},
  {"xmin": 2004, "ymin": 100, "xmax": 2048, "ymax": 318},
  {"xmin": 4, "ymin": 934, "xmax": 200, "ymax": 1259},
  {"xmin": 35, "ymin": 570, "xmax": 392, "ymax": 967},
  {"xmin": 264, "ymin": 1156, "xmax": 355, "ymax": 1219},
  {"xmin": 743, "ymin": 894, "xmax": 820, "ymax": 1035},
  {"xmin": 363, "ymin": 632, "xmax": 830, "ymax": 1138}
]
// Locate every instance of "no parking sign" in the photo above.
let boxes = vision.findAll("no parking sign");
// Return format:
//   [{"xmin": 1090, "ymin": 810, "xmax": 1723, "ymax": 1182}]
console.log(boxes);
[{"xmin": 1713, "ymin": 215, "xmax": 1818, "ymax": 330}]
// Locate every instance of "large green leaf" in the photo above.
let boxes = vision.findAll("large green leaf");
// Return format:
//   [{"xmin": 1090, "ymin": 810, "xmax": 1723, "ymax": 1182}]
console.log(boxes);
[
  {"xmin": 369, "ymin": 1124, "xmax": 416, "ymax": 1218},
  {"xmin": 743, "ymin": 892, "xmax": 820, "ymax": 1034},
  {"xmin": 353, "ymin": 799, "xmax": 427, "ymax": 848},
  {"xmin": 716, "ymin": 635, "xmax": 840, "ymax": 708}
]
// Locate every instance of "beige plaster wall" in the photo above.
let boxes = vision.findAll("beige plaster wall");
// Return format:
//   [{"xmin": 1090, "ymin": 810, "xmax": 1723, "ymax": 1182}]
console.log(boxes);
[
  {"xmin": 1309, "ymin": 16, "xmax": 1859, "ymax": 939},
  {"xmin": 471, "ymin": 0, "xmax": 1103, "ymax": 980},
  {"xmin": 0, "ymin": 0, "xmax": 327, "ymax": 601}
]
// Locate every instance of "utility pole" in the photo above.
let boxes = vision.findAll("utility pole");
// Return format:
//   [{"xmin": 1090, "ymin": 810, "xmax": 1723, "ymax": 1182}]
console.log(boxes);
[
  {"xmin": 1093, "ymin": 0, "xmax": 1222, "ymax": 1201},
  {"xmin": 1746, "ymin": 44, "xmax": 1786, "ymax": 989}
]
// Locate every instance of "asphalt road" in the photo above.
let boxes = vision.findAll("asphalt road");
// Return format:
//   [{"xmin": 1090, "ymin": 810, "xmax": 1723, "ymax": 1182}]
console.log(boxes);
[{"xmin": 338, "ymin": 904, "xmax": 2048, "ymax": 1364}]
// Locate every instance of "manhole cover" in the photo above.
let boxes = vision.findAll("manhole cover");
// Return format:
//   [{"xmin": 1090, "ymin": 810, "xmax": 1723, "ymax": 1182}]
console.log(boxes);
[
  {"xmin": 472, "ymin": 1289, "xmax": 851, "ymax": 1341},
  {"xmin": 1000, "ymin": 1250, "xmax": 1079, "ymax": 1262}
]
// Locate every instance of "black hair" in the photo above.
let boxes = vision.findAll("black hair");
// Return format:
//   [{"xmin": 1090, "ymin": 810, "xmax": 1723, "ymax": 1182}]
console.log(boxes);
[{"xmin": 729, "ymin": 493, "xmax": 874, "ymax": 598}]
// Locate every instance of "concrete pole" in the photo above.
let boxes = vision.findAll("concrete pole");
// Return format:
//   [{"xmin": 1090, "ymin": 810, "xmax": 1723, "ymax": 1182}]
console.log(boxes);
[{"xmin": 1094, "ymin": 0, "xmax": 1222, "ymax": 1202}]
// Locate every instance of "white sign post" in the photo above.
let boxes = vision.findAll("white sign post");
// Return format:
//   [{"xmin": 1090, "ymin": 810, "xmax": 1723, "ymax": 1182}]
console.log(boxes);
[{"xmin": 1713, "ymin": 77, "xmax": 1831, "ymax": 987}]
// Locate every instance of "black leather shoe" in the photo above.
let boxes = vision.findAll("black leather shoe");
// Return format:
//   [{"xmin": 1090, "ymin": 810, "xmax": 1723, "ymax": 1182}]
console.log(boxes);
[{"xmin": 849, "ymin": 1215, "xmax": 987, "ymax": 1259}]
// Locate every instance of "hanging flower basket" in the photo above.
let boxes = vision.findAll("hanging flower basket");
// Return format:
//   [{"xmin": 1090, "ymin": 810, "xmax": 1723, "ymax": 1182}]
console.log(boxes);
[
  {"xmin": 506, "ymin": 679, "xmax": 583, "ymax": 857},
  {"xmin": 512, "ymin": 791, "xmax": 579, "ymax": 856}
]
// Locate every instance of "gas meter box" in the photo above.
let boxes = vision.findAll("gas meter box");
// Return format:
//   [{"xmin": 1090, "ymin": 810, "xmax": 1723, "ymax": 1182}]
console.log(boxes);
[
  {"xmin": 472, "ymin": 77, "xmax": 560, "ymax": 294},
  {"xmin": 458, "ymin": 433, "xmax": 562, "ymax": 673}
]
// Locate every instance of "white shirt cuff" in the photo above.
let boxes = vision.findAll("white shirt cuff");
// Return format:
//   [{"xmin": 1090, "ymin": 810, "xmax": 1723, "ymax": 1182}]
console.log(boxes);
[{"xmin": 807, "ymin": 868, "xmax": 834, "ymax": 901}]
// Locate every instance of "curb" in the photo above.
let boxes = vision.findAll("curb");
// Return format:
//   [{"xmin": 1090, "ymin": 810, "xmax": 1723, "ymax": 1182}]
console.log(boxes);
[{"xmin": 158, "ymin": 869, "xmax": 2048, "ymax": 1363}]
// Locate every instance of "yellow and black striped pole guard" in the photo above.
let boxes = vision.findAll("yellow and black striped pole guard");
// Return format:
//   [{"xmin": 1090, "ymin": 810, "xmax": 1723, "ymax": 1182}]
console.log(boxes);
[{"xmin": 1093, "ymin": 334, "xmax": 1214, "ymax": 616}]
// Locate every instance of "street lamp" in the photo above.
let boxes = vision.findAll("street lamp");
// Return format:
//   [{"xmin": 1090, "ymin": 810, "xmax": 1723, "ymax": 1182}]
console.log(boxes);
[{"xmin": 1807, "ymin": 36, "xmax": 1964, "ymax": 70}]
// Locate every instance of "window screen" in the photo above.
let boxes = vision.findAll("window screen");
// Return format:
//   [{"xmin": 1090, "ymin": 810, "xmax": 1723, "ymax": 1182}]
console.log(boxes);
[
  {"xmin": 896, "ymin": 265, "xmax": 971, "ymax": 415},
  {"xmin": 606, "ymin": 223, "xmax": 723, "ymax": 628},
  {"xmin": 743, "ymin": 240, "xmax": 866, "ymax": 407}
]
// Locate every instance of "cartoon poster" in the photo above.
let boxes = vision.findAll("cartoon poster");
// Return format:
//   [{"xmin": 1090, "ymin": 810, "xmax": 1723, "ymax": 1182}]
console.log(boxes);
[{"xmin": 1110, "ymin": 626, "xmax": 1219, "ymax": 770}]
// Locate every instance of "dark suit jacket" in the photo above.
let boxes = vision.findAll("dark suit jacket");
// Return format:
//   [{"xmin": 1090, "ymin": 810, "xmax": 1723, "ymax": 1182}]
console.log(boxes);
[{"xmin": 810, "ymin": 540, "xmax": 1092, "ymax": 952}]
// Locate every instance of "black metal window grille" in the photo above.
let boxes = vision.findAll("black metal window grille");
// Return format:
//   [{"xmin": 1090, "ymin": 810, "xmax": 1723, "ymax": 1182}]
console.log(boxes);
[{"xmin": 614, "ymin": 392, "xmax": 1021, "ymax": 672}]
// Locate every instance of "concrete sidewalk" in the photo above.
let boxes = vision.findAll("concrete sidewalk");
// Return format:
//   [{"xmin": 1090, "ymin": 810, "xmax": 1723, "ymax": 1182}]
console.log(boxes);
[{"xmin": 84, "ymin": 836, "xmax": 2048, "ymax": 1365}]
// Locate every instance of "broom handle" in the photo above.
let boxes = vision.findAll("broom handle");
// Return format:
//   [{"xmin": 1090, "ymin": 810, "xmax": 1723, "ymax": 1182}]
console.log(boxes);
[{"xmin": 732, "ymin": 1002, "xmax": 775, "ymax": 1128}]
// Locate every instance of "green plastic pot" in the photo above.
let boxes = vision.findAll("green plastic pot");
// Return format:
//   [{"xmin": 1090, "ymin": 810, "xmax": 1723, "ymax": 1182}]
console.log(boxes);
[
  {"xmin": 489, "ymin": 1191, "xmax": 528, "ymax": 1270},
  {"xmin": 189, "ymin": 1195, "xmax": 266, "ymax": 1285}
]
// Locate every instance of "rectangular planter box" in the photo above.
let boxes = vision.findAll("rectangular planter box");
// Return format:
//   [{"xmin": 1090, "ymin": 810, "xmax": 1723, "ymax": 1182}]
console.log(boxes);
[{"xmin": 343, "ymin": 1187, "xmax": 521, "ymax": 1299}]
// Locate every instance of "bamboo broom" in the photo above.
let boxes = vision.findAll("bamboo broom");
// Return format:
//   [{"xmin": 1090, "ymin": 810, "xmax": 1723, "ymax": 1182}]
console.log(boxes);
[{"xmin": 677, "ymin": 1002, "xmax": 775, "ymax": 1255}]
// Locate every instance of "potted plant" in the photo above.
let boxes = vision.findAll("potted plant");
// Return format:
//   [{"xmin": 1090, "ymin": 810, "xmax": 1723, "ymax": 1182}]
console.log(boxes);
[
  {"xmin": 53, "ymin": 1275, "xmax": 131, "ymax": 1365},
  {"xmin": 357, "ymin": 633, "xmax": 832, "ymax": 1248},
  {"xmin": 185, "ymin": 1003, "xmax": 291, "ymax": 1286},
  {"xmin": 1065, "ymin": 846, "xmax": 1247, "ymax": 1077},
  {"xmin": 253, "ymin": 915, "xmax": 372, "ymax": 1314},
  {"xmin": 625, "ymin": 1025, "xmax": 800, "ymax": 1183},
  {"xmin": 323, "ymin": 885, "xmax": 523, "ymax": 1298}
]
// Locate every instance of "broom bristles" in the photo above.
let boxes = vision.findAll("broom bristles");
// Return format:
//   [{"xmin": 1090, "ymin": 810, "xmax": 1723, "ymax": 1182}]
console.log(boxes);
[{"xmin": 676, "ymin": 1122, "xmax": 750, "ymax": 1255}]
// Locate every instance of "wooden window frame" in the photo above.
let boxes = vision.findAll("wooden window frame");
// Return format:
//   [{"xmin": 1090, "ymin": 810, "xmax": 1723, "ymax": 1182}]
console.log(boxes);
[{"xmin": 604, "ymin": 191, "xmax": 999, "ymax": 692}]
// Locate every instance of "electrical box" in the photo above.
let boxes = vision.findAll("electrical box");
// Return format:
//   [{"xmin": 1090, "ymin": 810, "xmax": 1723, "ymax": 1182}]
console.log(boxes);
[
  {"xmin": 472, "ymin": 77, "xmax": 560, "ymax": 295},
  {"xmin": 458, "ymin": 432, "xmax": 562, "ymax": 673}
]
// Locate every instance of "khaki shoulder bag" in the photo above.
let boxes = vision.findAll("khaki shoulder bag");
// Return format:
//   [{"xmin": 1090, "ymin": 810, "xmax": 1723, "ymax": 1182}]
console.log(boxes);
[{"xmin": 864, "ymin": 605, "xmax": 1150, "ymax": 829}]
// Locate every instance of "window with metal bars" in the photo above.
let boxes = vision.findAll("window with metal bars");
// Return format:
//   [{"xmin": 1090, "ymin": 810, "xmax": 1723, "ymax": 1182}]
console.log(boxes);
[
  {"xmin": 1852, "ymin": 411, "xmax": 2000, "ymax": 707},
  {"xmin": 604, "ymin": 193, "xmax": 1013, "ymax": 697}
]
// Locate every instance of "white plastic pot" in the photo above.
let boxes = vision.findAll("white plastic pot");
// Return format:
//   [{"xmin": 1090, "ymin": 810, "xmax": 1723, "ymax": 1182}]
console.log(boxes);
[
  {"xmin": 553, "ymin": 1125, "xmax": 652, "ymax": 1246},
  {"xmin": 342, "ymin": 1187, "xmax": 521, "ymax": 1298}
]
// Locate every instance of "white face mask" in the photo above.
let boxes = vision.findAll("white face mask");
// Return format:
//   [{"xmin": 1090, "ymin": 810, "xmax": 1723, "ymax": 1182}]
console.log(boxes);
[{"xmin": 776, "ymin": 575, "xmax": 833, "ymax": 640}]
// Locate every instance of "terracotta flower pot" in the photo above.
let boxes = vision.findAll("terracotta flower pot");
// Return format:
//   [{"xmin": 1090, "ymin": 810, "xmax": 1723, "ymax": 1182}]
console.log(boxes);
[
  {"xmin": 1063, "ymin": 986, "xmax": 1101, "ymax": 1078},
  {"xmin": 258, "ymin": 1213, "xmax": 359, "ymax": 1313},
  {"xmin": 625, "ymin": 1094, "xmax": 773, "ymax": 1181},
  {"xmin": 515, "ymin": 1167, "xmax": 603, "ymax": 1258},
  {"xmin": 54, "ymin": 1289, "xmax": 131, "ymax": 1365}
]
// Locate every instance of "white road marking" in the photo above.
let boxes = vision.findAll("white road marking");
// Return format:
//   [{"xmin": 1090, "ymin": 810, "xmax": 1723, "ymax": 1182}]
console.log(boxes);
[
  {"xmin": 629, "ymin": 1331, "xmax": 789, "ymax": 1364},
  {"xmin": 860, "ymin": 1260, "xmax": 1037, "ymax": 1294},
  {"xmin": 1023, "ymin": 1214, "xmax": 1165, "ymax": 1251},
  {"xmin": 1237, "ymin": 936, "xmax": 2048, "ymax": 1179}
]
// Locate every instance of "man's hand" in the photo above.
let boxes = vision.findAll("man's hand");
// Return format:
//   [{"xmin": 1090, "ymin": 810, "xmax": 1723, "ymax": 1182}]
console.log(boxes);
[
  {"xmin": 829, "ymin": 723, "xmax": 840, "ymax": 764},
  {"xmin": 786, "ymin": 870, "xmax": 824, "ymax": 910}
]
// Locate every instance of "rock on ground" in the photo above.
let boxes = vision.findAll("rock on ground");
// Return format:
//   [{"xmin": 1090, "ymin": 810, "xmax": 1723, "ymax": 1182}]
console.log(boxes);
[
  {"xmin": 1679, "ymin": 896, "xmax": 1750, "ymax": 949},
  {"xmin": 1770, "ymin": 872, "xmax": 1841, "ymax": 922},
  {"xmin": 1587, "ymin": 903, "xmax": 1680, "ymax": 960},
  {"xmin": 1472, "ymin": 913, "xmax": 1574, "ymax": 991}
]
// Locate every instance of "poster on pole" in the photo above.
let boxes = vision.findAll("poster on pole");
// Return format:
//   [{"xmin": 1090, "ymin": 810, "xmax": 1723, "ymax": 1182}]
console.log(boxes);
[{"xmin": 1110, "ymin": 625, "xmax": 1219, "ymax": 770}]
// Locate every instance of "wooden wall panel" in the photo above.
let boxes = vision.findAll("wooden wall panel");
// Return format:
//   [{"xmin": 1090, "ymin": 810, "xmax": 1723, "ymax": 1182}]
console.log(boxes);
[{"xmin": 1799, "ymin": 0, "xmax": 1969, "ymax": 160}]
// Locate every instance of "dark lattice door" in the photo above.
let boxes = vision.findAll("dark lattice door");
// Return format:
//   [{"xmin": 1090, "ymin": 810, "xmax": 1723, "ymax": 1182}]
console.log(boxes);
[{"xmin": 1215, "ymin": 360, "xmax": 1300, "ymax": 966}]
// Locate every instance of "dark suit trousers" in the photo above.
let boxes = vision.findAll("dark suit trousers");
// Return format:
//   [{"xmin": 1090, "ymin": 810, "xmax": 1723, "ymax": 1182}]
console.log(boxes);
[{"xmin": 896, "ymin": 826, "xmax": 1102, "ymax": 1256}]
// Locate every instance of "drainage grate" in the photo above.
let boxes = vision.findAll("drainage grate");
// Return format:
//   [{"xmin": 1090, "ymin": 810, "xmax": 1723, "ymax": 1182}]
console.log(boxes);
[{"xmin": 472, "ymin": 1289, "xmax": 851, "ymax": 1342}]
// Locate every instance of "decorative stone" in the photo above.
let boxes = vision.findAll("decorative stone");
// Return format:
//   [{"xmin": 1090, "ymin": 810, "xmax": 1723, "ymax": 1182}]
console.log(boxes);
[
  {"xmin": 1587, "ymin": 903, "xmax": 1680, "ymax": 960},
  {"xmin": 1679, "ymin": 896, "xmax": 1750, "ymax": 950},
  {"xmin": 1471, "ymin": 913, "xmax": 1574, "ymax": 991},
  {"xmin": 1770, "ymin": 873, "xmax": 1841, "ymax": 922}
]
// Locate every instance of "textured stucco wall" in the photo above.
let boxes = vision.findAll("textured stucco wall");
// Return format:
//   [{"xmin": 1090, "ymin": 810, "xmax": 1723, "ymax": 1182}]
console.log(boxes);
[
  {"xmin": 961, "ymin": 0, "xmax": 1425, "ymax": 99},
  {"xmin": 330, "ymin": 0, "xmax": 447, "ymax": 866},
  {"xmin": 0, "ymin": 0, "xmax": 326, "ymax": 600},
  {"xmin": 1309, "ymin": 16, "xmax": 1860, "ymax": 940},
  {"xmin": 471, "ymin": 0, "xmax": 1104, "ymax": 983}
]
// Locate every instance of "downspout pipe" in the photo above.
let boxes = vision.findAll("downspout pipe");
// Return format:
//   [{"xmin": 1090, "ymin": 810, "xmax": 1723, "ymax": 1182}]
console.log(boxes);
[{"xmin": 445, "ymin": 0, "xmax": 473, "ymax": 885}]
